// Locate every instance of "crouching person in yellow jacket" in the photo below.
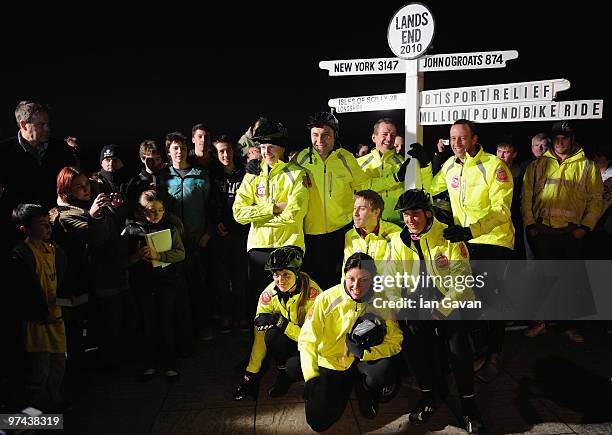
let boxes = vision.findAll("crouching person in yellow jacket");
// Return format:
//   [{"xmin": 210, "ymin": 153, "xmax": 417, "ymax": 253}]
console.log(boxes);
[
  {"xmin": 232, "ymin": 246, "xmax": 321, "ymax": 400},
  {"xmin": 298, "ymin": 252, "xmax": 402, "ymax": 432}
]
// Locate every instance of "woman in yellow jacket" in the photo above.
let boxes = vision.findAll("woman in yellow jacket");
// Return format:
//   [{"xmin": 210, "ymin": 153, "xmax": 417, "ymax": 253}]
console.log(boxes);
[
  {"xmin": 298, "ymin": 252, "xmax": 403, "ymax": 432},
  {"xmin": 232, "ymin": 246, "xmax": 321, "ymax": 400}
]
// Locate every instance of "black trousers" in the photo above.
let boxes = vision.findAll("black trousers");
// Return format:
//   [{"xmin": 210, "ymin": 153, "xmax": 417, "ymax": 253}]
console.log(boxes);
[
  {"xmin": 305, "ymin": 357, "xmax": 396, "ymax": 432},
  {"xmin": 137, "ymin": 286, "xmax": 176, "ymax": 371},
  {"xmin": 211, "ymin": 234, "xmax": 248, "ymax": 321},
  {"xmin": 247, "ymin": 248, "xmax": 274, "ymax": 320},
  {"xmin": 304, "ymin": 223, "xmax": 352, "ymax": 291},
  {"xmin": 264, "ymin": 328, "xmax": 301, "ymax": 381},
  {"xmin": 402, "ymin": 321, "xmax": 474, "ymax": 398}
]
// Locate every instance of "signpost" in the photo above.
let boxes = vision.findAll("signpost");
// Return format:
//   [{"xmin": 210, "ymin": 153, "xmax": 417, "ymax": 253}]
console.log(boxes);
[{"xmin": 319, "ymin": 3, "xmax": 604, "ymax": 187}]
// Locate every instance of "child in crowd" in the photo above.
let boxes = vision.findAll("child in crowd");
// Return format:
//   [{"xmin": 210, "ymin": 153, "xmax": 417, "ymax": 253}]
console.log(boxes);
[
  {"xmin": 122, "ymin": 190, "xmax": 185, "ymax": 382},
  {"xmin": 11, "ymin": 203, "xmax": 67, "ymax": 412}
]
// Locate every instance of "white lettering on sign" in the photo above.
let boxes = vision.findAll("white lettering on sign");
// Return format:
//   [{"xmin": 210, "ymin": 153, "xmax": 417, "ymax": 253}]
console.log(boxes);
[
  {"xmin": 419, "ymin": 100, "xmax": 604, "ymax": 125},
  {"xmin": 418, "ymin": 50, "xmax": 519, "ymax": 72},
  {"xmin": 388, "ymin": 3, "xmax": 435, "ymax": 60},
  {"xmin": 328, "ymin": 93, "xmax": 406, "ymax": 113},
  {"xmin": 319, "ymin": 58, "xmax": 405, "ymax": 76},
  {"xmin": 421, "ymin": 79, "xmax": 570, "ymax": 107}
]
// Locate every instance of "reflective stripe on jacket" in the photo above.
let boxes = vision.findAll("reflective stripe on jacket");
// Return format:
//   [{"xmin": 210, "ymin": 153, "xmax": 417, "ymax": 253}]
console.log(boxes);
[{"xmin": 522, "ymin": 148, "xmax": 603, "ymax": 230}]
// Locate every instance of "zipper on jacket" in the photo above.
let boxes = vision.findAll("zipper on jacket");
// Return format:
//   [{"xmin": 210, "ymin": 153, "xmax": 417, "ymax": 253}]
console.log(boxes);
[
  {"xmin": 323, "ymin": 163, "xmax": 328, "ymax": 232},
  {"xmin": 459, "ymin": 164, "xmax": 468, "ymax": 227}
]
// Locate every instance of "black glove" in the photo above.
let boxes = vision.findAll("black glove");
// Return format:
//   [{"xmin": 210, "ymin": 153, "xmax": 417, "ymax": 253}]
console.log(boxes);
[
  {"xmin": 253, "ymin": 313, "xmax": 275, "ymax": 331},
  {"xmin": 394, "ymin": 157, "xmax": 411, "ymax": 182},
  {"xmin": 443, "ymin": 224, "xmax": 473, "ymax": 242},
  {"xmin": 232, "ymin": 372, "xmax": 260, "ymax": 401},
  {"xmin": 345, "ymin": 333, "xmax": 365, "ymax": 359},
  {"xmin": 303, "ymin": 377, "xmax": 320, "ymax": 401},
  {"xmin": 245, "ymin": 158, "xmax": 262, "ymax": 176},
  {"xmin": 274, "ymin": 313, "xmax": 289, "ymax": 332},
  {"xmin": 407, "ymin": 142, "xmax": 431, "ymax": 166}
]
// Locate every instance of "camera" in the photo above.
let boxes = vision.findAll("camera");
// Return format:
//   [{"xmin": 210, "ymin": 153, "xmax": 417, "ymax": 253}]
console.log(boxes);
[{"xmin": 442, "ymin": 139, "xmax": 450, "ymax": 146}]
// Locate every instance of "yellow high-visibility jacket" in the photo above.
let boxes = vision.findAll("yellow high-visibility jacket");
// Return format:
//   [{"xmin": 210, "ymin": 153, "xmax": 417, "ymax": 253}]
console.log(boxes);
[
  {"xmin": 522, "ymin": 148, "xmax": 603, "ymax": 230},
  {"xmin": 298, "ymin": 283, "xmax": 403, "ymax": 381},
  {"xmin": 295, "ymin": 147, "xmax": 397, "ymax": 235},
  {"xmin": 343, "ymin": 220, "xmax": 401, "ymax": 274},
  {"xmin": 358, "ymin": 149, "xmax": 430, "ymax": 225},
  {"xmin": 388, "ymin": 218, "xmax": 475, "ymax": 318},
  {"xmin": 428, "ymin": 146, "xmax": 514, "ymax": 249},
  {"xmin": 233, "ymin": 159, "xmax": 308, "ymax": 252},
  {"xmin": 246, "ymin": 276, "xmax": 322, "ymax": 374}
]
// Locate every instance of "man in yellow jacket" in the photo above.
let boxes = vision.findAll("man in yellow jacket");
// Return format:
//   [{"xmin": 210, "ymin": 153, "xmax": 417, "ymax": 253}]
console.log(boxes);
[
  {"xmin": 293, "ymin": 112, "xmax": 410, "ymax": 290},
  {"xmin": 233, "ymin": 120, "xmax": 309, "ymax": 318},
  {"xmin": 344, "ymin": 189, "xmax": 401, "ymax": 273},
  {"xmin": 389, "ymin": 189, "xmax": 484, "ymax": 435},
  {"xmin": 358, "ymin": 118, "xmax": 432, "ymax": 225},
  {"xmin": 426, "ymin": 119, "xmax": 513, "ymax": 383},
  {"xmin": 298, "ymin": 252, "xmax": 402, "ymax": 432},
  {"xmin": 521, "ymin": 121, "xmax": 603, "ymax": 342}
]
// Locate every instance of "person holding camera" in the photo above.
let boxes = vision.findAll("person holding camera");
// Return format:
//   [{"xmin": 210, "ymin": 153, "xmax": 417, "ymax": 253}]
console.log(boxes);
[
  {"xmin": 298, "ymin": 252, "xmax": 402, "ymax": 432},
  {"xmin": 232, "ymin": 246, "xmax": 321, "ymax": 401}
]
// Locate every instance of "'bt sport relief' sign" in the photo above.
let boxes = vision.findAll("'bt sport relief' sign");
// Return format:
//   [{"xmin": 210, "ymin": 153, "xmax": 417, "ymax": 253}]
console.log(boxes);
[{"xmin": 387, "ymin": 3, "xmax": 435, "ymax": 60}]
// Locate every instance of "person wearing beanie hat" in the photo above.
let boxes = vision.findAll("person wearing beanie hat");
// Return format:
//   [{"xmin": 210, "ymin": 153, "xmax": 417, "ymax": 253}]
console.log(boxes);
[{"xmin": 92, "ymin": 144, "xmax": 130, "ymax": 215}]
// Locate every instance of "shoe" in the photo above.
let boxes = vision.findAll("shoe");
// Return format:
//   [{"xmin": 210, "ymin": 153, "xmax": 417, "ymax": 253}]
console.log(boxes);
[
  {"xmin": 232, "ymin": 374, "xmax": 260, "ymax": 401},
  {"xmin": 462, "ymin": 414, "xmax": 485, "ymax": 434},
  {"xmin": 355, "ymin": 382, "xmax": 378, "ymax": 419},
  {"xmin": 269, "ymin": 370, "xmax": 292, "ymax": 397},
  {"xmin": 200, "ymin": 328, "xmax": 213, "ymax": 342},
  {"xmin": 565, "ymin": 329, "xmax": 584, "ymax": 343},
  {"xmin": 475, "ymin": 353, "xmax": 501, "ymax": 383},
  {"xmin": 220, "ymin": 319, "xmax": 233, "ymax": 334},
  {"xmin": 238, "ymin": 319, "xmax": 250, "ymax": 332},
  {"xmin": 165, "ymin": 369, "xmax": 180, "ymax": 383},
  {"xmin": 141, "ymin": 368, "xmax": 155, "ymax": 381},
  {"xmin": 408, "ymin": 396, "xmax": 437, "ymax": 424},
  {"xmin": 524, "ymin": 321, "xmax": 547, "ymax": 338}
]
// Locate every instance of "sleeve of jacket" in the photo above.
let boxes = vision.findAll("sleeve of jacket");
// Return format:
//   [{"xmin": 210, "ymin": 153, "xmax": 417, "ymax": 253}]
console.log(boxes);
[
  {"xmin": 468, "ymin": 161, "xmax": 513, "ymax": 238},
  {"xmin": 428, "ymin": 164, "xmax": 448, "ymax": 196},
  {"xmin": 298, "ymin": 296, "xmax": 324, "ymax": 381},
  {"xmin": 361, "ymin": 319, "xmax": 403, "ymax": 361},
  {"xmin": 350, "ymin": 154, "xmax": 405, "ymax": 192},
  {"xmin": 158, "ymin": 226, "xmax": 186, "ymax": 263},
  {"xmin": 245, "ymin": 287, "xmax": 277, "ymax": 373},
  {"xmin": 437, "ymin": 241, "xmax": 474, "ymax": 318},
  {"xmin": 581, "ymin": 162, "xmax": 604, "ymax": 230},
  {"xmin": 232, "ymin": 173, "xmax": 275, "ymax": 225},
  {"xmin": 266, "ymin": 169, "xmax": 309, "ymax": 227},
  {"xmin": 521, "ymin": 159, "xmax": 538, "ymax": 227}
]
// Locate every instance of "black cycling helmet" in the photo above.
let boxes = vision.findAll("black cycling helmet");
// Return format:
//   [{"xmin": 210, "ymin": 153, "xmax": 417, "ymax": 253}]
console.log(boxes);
[
  {"xmin": 551, "ymin": 120, "xmax": 574, "ymax": 138},
  {"xmin": 252, "ymin": 119, "xmax": 289, "ymax": 148},
  {"xmin": 264, "ymin": 246, "xmax": 304, "ymax": 276},
  {"xmin": 395, "ymin": 189, "xmax": 432, "ymax": 212},
  {"xmin": 306, "ymin": 111, "xmax": 340, "ymax": 138}
]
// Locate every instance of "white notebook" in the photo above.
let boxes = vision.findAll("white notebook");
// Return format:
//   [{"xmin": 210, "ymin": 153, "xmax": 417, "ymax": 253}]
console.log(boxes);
[{"xmin": 145, "ymin": 228, "xmax": 172, "ymax": 268}]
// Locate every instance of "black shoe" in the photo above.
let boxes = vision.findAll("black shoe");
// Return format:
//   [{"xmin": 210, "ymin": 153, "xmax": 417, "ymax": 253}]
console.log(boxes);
[
  {"xmin": 165, "ymin": 370, "xmax": 180, "ymax": 383},
  {"xmin": 379, "ymin": 382, "xmax": 398, "ymax": 404},
  {"xmin": 408, "ymin": 397, "xmax": 437, "ymax": 424},
  {"xmin": 232, "ymin": 375, "xmax": 260, "ymax": 401},
  {"xmin": 355, "ymin": 382, "xmax": 378, "ymax": 419},
  {"xmin": 463, "ymin": 414, "xmax": 485, "ymax": 434},
  {"xmin": 141, "ymin": 368, "xmax": 156, "ymax": 382},
  {"xmin": 269, "ymin": 371, "xmax": 292, "ymax": 397}
]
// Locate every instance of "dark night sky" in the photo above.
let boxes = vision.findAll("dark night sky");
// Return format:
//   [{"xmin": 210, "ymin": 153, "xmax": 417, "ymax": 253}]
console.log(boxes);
[{"xmin": 1, "ymin": 2, "xmax": 608, "ymax": 171}]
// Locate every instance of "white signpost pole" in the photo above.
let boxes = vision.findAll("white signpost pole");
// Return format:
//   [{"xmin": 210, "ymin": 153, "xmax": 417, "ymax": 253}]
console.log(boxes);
[{"xmin": 387, "ymin": 3, "xmax": 435, "ymax": 189}]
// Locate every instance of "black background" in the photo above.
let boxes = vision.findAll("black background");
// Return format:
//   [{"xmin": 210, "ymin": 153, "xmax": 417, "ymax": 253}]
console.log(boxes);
[{"xmin": 1, "ymin": 1, "xmax": 608, "ymax": 172}]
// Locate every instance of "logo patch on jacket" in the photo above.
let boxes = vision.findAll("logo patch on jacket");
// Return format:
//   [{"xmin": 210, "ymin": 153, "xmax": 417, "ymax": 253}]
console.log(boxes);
[
  {"xmin": 495, "ymin": 167, "xmax": 509, "ymax": 182},
  {"xmin": 309, "ymin": 287, "xmax": 318, "ymax": 300},
  {"xmin": 256, "ymin": 183, "xmax": 266, "ymax": 198},
  {"xmin": 307, "ymin": 307, "xmax": 314, "ymax": 320},
  {"xmin": 450, "ymin": 175, "xmax": 460, "ymax": 189},
  {"xmin": 459, "ymin": 243, "xmax": 469, "ymax": 259},
  {"xmin": 435, "ymin": 253, "xmax": 449, "ymax": 269},
  {"xmin": 260, "ymin": 290, "xmax": 272, "ymax": 305}
]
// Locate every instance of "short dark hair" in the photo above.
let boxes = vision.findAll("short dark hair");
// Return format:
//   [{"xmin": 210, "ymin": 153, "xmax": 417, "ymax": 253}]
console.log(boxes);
[
  {"xmin": 453, "ymin": 119, "xmax": 478, "ymax": 136},
  {"xmin": 139, "ymin": 139, "xmax": 161, "ymax": 160},
  {"xmin": 165, "ymin": 131, "xmax": 187, "ymax": 154},
  {"xmin": 12, "ymin": 203, "xmax": 48, "ymax": 227},
  {"xmin": 343, "ymin": 252, "xmax": 377, "ymax": 277},
  {"xmin": 354, "ymin": 189, "xmax": 384, "ymax": 214},
  {"xmin": 191, "ymin": 123, "xmax": 210, "ymax": 137}
]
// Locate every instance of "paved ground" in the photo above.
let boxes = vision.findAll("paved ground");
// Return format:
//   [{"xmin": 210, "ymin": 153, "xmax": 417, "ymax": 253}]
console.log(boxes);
[{"xmin": 61, "ymin": 323, "xmax": 612, "ymax": 434}]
